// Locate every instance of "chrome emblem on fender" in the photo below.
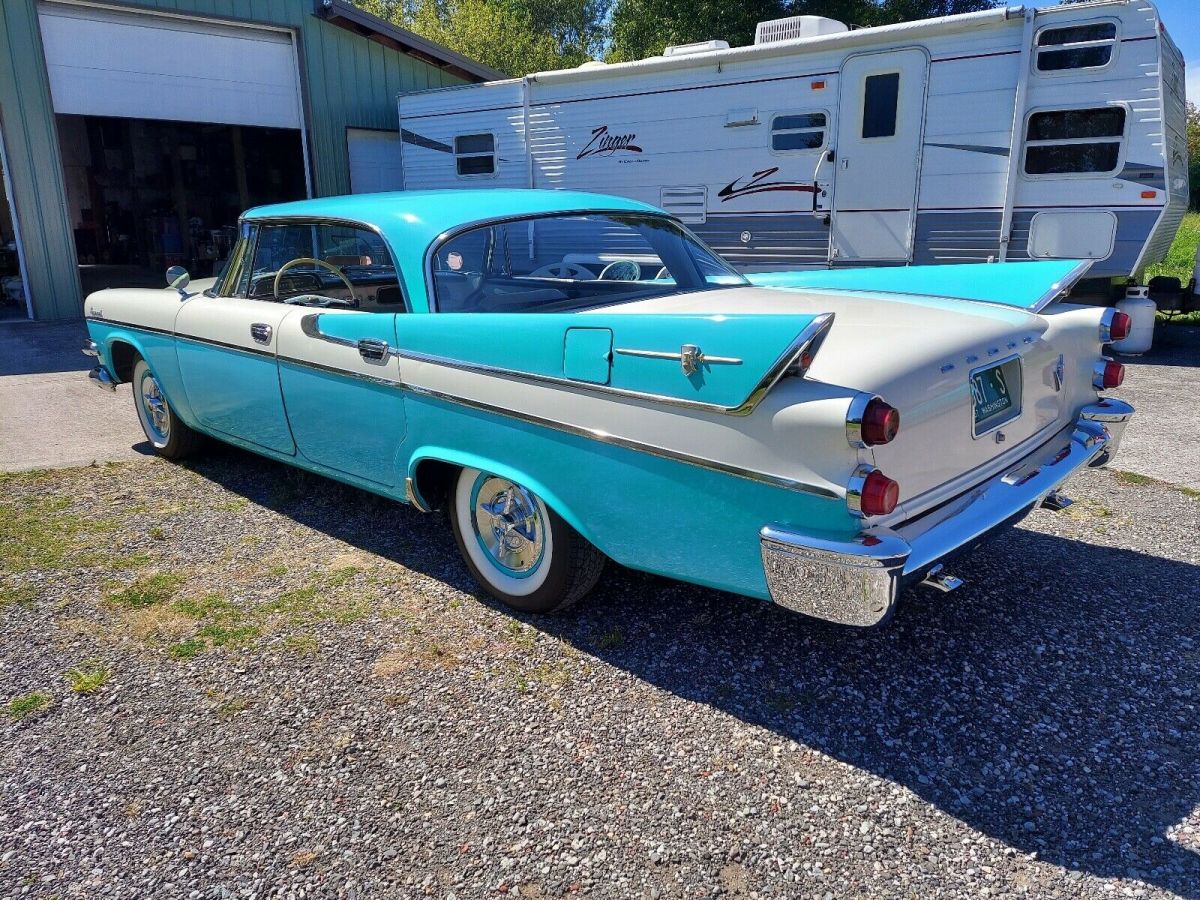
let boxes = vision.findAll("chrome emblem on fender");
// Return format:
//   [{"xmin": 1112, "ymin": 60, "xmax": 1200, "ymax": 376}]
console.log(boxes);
[
  {"xmin": 1053, "ymin": 354, "xmax": 1065, "ymax": 392},
  {"xmin": 680, "ymin": 344, "xmax": 702, "ymax": 376}
]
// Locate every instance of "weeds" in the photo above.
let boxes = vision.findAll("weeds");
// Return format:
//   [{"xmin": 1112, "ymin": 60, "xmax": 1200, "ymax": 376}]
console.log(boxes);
[
  {"xmin": 4, "ymin": 692, "xmax": 52, "ymax": 721},
  {"xmin": 64, "ymin": 660, "xmax": 111, "ymax": 694},
  {"xmin": 105, "ymin": 573, "xmax": 185, "ymax": 609}
]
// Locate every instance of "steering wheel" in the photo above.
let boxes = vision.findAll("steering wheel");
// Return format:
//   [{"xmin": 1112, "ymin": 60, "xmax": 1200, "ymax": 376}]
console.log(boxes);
[
  {"xmin": 529, "ymin": 261, "xmax": 593, "ymax": 280},
  {"xmin": 599, "ymin": 259, "xmax": 642, "ymax": 281},
  {"xmin": 274, "ymin": 257, "xmax": 357, "ymax": 303}
]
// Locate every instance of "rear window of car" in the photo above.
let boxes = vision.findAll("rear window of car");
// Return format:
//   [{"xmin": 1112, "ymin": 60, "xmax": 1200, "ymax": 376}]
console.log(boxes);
[{"xmin": 430, "ymin": 213, "xmax": 747, "ymax": 313}]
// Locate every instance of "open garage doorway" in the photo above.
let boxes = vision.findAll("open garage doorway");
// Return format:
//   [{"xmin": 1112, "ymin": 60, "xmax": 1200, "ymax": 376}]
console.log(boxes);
[
  {"xmin": 0, "ymin": 126, "xmax": 30, "ymax": 320},
  {"xmin": 58, "ymin": 116, "xmax": 307, "ymax": 297}
]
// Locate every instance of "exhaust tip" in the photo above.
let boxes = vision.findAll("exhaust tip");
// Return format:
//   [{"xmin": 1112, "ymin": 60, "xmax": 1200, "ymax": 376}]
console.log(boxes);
[{"xmin": 919, "ymin": 564, "xmax": 963, "ymax": 593}]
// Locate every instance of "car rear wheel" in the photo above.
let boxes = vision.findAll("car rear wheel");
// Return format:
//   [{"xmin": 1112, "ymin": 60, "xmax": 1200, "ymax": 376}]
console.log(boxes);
[
  {"xmin": 132, "ymin": 358, "xmax": 201, "ymax": 459},
  {"xmin": 449, "ymin": 467, "xmax": 605, "ymax": 613}
]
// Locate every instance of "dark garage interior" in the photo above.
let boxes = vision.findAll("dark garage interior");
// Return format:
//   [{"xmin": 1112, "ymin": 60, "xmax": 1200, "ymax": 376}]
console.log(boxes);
[
  {"xmin": 0, "ymin": 146, "xmax": 24, "ymax": 320},
  {"xmin": 57, "ymin": 115, "xmax": 307, "ymax": 297}
]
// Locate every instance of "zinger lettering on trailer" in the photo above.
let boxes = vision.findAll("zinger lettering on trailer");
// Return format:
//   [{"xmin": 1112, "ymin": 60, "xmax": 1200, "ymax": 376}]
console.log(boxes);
[{"xmin": 576, "ymin": 126, "xmax": 643, "ymax": 159}]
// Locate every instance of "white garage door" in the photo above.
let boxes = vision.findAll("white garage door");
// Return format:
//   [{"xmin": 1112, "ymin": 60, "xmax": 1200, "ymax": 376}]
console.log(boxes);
[
  {"xmin": 38, "ymin": 2, "xmax": 304, "ymax": 130},
  {"xmin": 348, "ymin": 129, "xmax": 406, "ymax": 194}
]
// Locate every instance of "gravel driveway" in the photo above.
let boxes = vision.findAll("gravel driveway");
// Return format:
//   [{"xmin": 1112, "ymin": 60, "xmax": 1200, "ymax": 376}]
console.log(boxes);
[{"xmin": 2, "ymin": 450, "xmax": 1198, "ymax": 899}]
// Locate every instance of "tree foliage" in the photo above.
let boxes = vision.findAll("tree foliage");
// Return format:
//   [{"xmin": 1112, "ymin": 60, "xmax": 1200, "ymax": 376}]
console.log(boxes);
[
  {"xmin": 1188, "ymin": 102, "xmax": 1200, "ymax": 211},
  {"xmin": 353, "ymin": 0, "xmax": 1002, "ymax": 76},
  {"xmin": 608, "ymin": 0, "xmax": 1000, "ymax": 62}
]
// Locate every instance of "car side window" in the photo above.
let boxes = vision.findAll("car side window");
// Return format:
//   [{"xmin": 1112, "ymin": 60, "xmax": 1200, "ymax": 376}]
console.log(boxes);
[{"xmin": 245, "ymin": 221, "xmax": 404, "ymax": 310}]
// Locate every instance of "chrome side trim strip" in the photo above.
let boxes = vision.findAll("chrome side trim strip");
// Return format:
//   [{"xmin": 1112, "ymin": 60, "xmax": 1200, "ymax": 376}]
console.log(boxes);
[
  {"xmin": 404, "ymin": 380, "xmax": 839, "ymax": 498},
  {"xmin": 1032, "ymin": 259, "xmax": 1093, "ymax": 312},
  {"xmin": 613, "ymin": 347, "xmax": 743, "ymax": 365},
  {"xmin": 278, "ymin": 354, "xmax": 404, "ymax": 390},
  {"xmin": 85, "ymin": 316, "xmax": 173, "ymax": 338},
  {"xmin": 175, "ymin": 332, "xmax": 275, "ymax": 358},
  {"xmin": 404, "ymin": 476, "xmax": 432, "ymax": 513},
  {"xmin": 398, "ymin": 312, "xmax": 835, "ymax": 417}
]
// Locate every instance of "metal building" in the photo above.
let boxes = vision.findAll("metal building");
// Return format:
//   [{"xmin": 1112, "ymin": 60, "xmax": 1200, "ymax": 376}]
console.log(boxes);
[{"xmin": 0, "ymin": 0, "xmax": 500, "ymax": 321}]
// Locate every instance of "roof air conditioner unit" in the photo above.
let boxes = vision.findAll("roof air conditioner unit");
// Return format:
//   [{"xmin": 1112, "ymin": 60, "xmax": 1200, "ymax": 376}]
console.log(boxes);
[
  {"xmin": 754, "ymin": 16, "xmax": 848, "ymax": 45},
  {"xmin": 662, "ymin": 39, "xmax": 730, "ymax": 57}
]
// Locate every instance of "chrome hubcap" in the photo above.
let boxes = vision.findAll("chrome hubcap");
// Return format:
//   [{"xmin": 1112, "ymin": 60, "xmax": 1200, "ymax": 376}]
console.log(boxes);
[
  {"xmin": 140, "ymin": 374, "xmax": 169, "ymax": 441},
  {"xmin": 471, "ymin": 476, "xmax": 545, "ymax": 577}
]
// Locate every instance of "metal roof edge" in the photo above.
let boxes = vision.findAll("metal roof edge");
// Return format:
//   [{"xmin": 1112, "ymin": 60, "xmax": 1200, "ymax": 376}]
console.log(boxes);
[{"xmin": 313, "ymin": 0, "xmax": 505, "ymax": 83}]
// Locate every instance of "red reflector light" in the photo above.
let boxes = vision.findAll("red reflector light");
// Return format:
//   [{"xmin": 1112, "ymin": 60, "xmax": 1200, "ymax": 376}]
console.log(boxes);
[
  {"xmin": 1102, "ymin": 360, "xmax": 1125, "ymax": 388},
  {"xmin": 861, "ymin": 398, "xmax": 900, "ymax": 446},
  {"xmin": 861, "ymin": 470, "xmax": 900, "ymax": 517},
  {"xmin": 1109, "ymin": 311, "xmax": 1131, "ymax": 342}
]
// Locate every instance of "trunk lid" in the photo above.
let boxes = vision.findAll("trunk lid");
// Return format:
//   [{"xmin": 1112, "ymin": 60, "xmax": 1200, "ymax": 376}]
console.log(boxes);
[{"xmin": 602, "ymin": 285, "xmax": 1071, "ymax": 503}]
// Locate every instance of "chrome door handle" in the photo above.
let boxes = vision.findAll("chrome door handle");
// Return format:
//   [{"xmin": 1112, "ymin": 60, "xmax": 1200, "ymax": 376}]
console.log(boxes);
[
  {"xmin": 250, "ymin": 323, "xmax": 272, "ymax": 345},
  {"xmin": 357, "ymin": 338, "xmax": 390, "ymax": 362}
]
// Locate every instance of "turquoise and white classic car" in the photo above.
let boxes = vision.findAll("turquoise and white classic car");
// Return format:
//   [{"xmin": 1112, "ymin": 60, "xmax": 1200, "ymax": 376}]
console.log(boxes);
[{"xmin": 83, "ymin": 190, "xmax": 1134, "ymax": 626}]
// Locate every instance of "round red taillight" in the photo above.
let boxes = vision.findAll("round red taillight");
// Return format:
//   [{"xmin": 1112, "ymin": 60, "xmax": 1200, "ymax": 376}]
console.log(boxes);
[
  {"xmin": 861, "ymin": 398, "xmax": 900, "ymax": 446},
  {"xmin": 1109, "ymin": 311, "xmax": 1131, "ymax": 342},
  {"xmin": 860, "ymin": 470, "xmax": 900, "ymax": 517},
  {"xmin": 1102, "ymin": 359, "xmax": 1125, "ymax": 389}
]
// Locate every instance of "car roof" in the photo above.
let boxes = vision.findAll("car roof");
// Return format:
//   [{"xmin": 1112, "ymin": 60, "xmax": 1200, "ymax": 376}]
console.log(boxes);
[{"xmin": 242, "ymin": 189, "xmax": 665, "ymax": 244}]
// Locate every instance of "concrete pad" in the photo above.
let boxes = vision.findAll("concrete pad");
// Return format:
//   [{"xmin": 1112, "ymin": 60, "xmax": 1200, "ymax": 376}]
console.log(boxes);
[
  {"xmin": 0, "ymin": 370, "xmax": 150, "ymax": 471},
  {"xmin": 1109, "ymin": 325, "xmax": 1200, "ymax": 491}
]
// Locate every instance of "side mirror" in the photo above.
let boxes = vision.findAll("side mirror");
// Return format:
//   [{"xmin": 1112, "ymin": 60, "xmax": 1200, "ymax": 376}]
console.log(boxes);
[{"xmin": 166, "ymin": 266, "xmax": 191, "ymax": 297}]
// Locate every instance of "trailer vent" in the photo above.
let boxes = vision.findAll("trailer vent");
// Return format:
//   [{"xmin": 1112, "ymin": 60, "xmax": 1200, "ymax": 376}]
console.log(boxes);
[
  {"xmin": 662, "ymin": 39, "xmax": 730, "ymax": 57},
  {"xmin": 754, "ymin": 16, "xmax": 848, "ymax": 45},
  {"xmin": 660, "ymin": 186, "xmax": 708, "ymax": 224}
]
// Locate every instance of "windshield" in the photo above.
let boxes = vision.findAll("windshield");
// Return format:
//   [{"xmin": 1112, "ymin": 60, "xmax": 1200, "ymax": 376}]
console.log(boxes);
[{"xmin": 429, "ymin": 213, "xmax": 748, "ymax": 313}]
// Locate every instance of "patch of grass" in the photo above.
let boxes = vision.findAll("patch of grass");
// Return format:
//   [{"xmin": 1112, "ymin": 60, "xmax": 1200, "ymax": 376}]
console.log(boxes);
[
  {"xmin": 173, "ymin": 592, "xmax": 235, "ymax": 619},
  {"xmin": 594, "ymin": 626, "xmax": 624, "ymax": 650},
  {"xmin": 1147, "ymin": 212, "xmax": 1198, "ymax": 285},
  {"xmin": 219, "ymin": 498, "xmax": 250, "ymax": 512},
  {"xmin": 505, "ymin": 620, "xmax": 535, "ymax": 649},
  {"xmin": 102, "ymin": 552, "xmax": 153, "ymax": 571},
  {"xmin": 1148, "ymin": 212, "xmax": 1200, "ymax": 325},
  {"xmin": 4, "ymin": 691, "xmax": 52, "ymax": 721},
  {"xmin": 1113, "ymin": 470, "xmax": 1157, "ymax": 487},
  {"xmin": 0, "ymin": 495, "xmax": 77, "ymax": 573},
  {"xmin": 323, "ymin": 566, "xmax": 360, "ymax": 589},
  {"xmin": 0, "ymin": 584, "xmax": 37, "ymax": 608},
  {"xmin": 149, "ymin": 527, "xmax": 166, "ymax": 541},
  {"xmin": 124, "ymin": 606, "xmax": 196, "ymax": 645},
  {"xmin": 283, "ymin": 634, "xmax": 320, "ymax": 656},
  {"xmin": 167, "ymin": 638, "xmax": 205, "ymax": 660},
  {"xmin": 64, "ymin": 660, "xmax": 111, "ymax": 695},
  {"xmin": 267, "ymin": 564, "xmax": 288, "ymax": 577},
  {"xmin": 105, "ymin": 573, "xmax": 185, "ymax": 609},
  {"xmin": 1179, "ymin": 486, "xmax": 1200, "ymax": 500},
  {"xmin": 196, "ymin": 622, "xmax": 261, "ymax": 648},
  {"xmin": 214, "ymin": 696, "xmax": 251, "ymax": 718}
]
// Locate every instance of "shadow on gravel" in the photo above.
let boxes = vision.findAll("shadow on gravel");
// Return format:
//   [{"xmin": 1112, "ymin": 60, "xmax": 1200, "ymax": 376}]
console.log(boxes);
[{"xmin": 185, "ymin": 446, "xmax": 1200, "ymax": 897}]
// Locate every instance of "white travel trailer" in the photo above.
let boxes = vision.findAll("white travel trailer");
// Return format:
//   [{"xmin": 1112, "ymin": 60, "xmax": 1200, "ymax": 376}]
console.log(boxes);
[{"xmin": 396, "ymin": 0, "xmax": 1188, "ymax": 300}]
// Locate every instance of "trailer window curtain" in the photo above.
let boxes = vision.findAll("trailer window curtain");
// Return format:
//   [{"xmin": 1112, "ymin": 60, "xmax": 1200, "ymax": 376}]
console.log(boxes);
[
  {"xmin": 1036, "ymin": 23, "xmax": 1117, "ymax": 72},
  {"xmin": 1023, "ymin": 107, "xmax": 1125, "ymax": 176},
  {"xmin": 454, "ymin": 133, "xmax": 496, "ymax": 177}
]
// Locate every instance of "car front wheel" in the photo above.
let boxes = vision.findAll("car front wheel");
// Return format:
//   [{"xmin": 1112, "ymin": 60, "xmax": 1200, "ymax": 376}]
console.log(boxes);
[
  {"xmin": 132, "ymin": 358, "xmax": 201, "ymax": 459},
  {"xmin": 449, "ymin": 467, "xmax": 604, "ymax": 613}
]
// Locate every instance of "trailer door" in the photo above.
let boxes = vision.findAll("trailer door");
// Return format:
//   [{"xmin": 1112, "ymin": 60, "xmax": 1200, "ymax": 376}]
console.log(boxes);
[{"xmin": 830, "ymin": 49, "xmax": 929, "ymax": 262}]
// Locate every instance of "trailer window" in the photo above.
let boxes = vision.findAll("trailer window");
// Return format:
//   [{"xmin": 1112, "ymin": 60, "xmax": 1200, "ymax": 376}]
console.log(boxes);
[
  {"xmin": 1023, "ymin": 107, "xmax": 1125, "ymax": 176},
  {"xmin": 1036, "ymin": 23, "xmax": 1117, "ymax": 72},
  {"xmin": 861, "ymin": 73, "xmax": 899, "ymax": 139},
  {"xmin": 771, "ymin": 113, "xmax": 827, "ymax": 151},
  {"xmin": 455, "ymin": 133, "xmax": 496, "ymax": 177}
]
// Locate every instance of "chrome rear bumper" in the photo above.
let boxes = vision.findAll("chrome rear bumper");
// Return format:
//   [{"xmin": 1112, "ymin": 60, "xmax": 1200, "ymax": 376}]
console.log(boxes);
[{"xmin": 760, "ymin": 399, "xmax": 1132, "ymax": 626}]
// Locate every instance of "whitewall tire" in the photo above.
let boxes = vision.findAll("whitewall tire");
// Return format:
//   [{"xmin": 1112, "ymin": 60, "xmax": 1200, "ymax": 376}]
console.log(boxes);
[
  {"xmin": 132, "ymin": 358, "xmax": 201, "ymax": 460},
  {"xmin": 449, "ymin": 467, "xmax": 605, "ymax": 613}
]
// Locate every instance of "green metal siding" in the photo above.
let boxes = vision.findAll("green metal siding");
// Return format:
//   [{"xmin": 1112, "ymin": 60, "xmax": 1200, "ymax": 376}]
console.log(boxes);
[
  {"xmin": 0, "ymin": 0, "xmax": 81, "ymax": 321},
  {"xmin": 0, "ymin": 0, "xmax": 465, "ymax": 320}
]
